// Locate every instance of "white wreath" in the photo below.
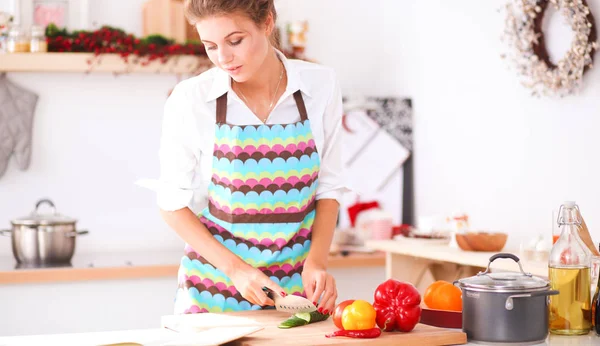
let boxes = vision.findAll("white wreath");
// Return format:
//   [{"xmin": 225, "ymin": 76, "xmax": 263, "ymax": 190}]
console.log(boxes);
[{"xmin": 502, "ymin": 0, "xmax": 598, "ymax": 97}]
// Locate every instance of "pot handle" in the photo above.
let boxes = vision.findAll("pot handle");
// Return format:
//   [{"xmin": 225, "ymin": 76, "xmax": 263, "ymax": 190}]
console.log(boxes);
[
  {"xmin": 489, "ymin": 253, "xmax": 520, "ymax": 263},
  {"xmin": 505, "ymin": 290, "xmax": 559, "ymax": 310},
  {"xmin": 35, "ymin": 199, "xmax": 57, "ymax": 215},
  {"xmin": 0, "ymin": 230, "xmax": 11, "ymax": 237},
  {"xmin": 65, "ymin": 230, "xmax": 89, "ymax": 238},
  {"xmin": 478, "ymin": 252, "xmax": 530, "ymax": 277}
]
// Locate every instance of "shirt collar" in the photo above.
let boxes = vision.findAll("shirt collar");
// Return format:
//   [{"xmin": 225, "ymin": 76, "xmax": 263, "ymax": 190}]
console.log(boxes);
[{"xmin": 205, "ymin": 49, "xmax": 312, "ymax": 103}]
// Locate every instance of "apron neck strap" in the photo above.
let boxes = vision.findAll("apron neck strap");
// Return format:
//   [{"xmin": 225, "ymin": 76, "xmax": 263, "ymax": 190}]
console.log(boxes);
[
  {"xmin": 216, "ymin": 93, "xmax": 228, "ymax": 124},
  {"xmin": 216, "ymin": 90, "xmax": 308, "ymax": 124},
  {"xmin": 293, "ymin": 90, "xmax": 308, "ymax": 122}
]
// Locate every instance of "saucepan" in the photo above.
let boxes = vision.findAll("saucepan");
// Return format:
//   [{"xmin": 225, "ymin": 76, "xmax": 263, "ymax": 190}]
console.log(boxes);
[
  {"xmin": 1, "ymin": 199, "xmax": 89, "ymax": 264},
  {"xmin": 454, "ymin": 253, "xmax": 558, "ymax": 344}
]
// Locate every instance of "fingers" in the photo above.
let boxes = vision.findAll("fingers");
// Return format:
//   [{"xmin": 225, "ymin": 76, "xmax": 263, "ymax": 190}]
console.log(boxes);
[
  {"xmin": 318, "ymin": 276, "xmax": 337, "ymax": 314},
  {"xmin": 303, "ymin": 277, "xmax": 316, "ymax": 305},
  {"xmin": 243, "ymin": 290, "xmax": 261, "ymax": 307},
  {"xmin": 258, "ymin": 278, "xmax": 286, "ymax": 306},
  {"xmin": 255, "ymin": 287, "xmax": 275, "ymax": 306},
  {"xmin": 241, "ymin": 287, "xmax": 273, "ymax": 307},
  {"xmin": 263, "ymin": 279, "xmax": 286, "ymax": 298},
  {"xmin": 310, "ymin": 274, "xmax": 326, "ymax": 306}
]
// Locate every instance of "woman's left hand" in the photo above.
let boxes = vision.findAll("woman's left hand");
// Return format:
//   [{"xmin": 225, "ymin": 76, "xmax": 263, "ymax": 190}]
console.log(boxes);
[{"xmin": 302, "ymin": 262, "xmax": 337, "ymax": 315}]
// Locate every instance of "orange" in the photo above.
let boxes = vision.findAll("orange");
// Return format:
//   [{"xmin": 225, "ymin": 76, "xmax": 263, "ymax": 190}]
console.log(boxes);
[
  {"xmin": 423, "ymin": 280, "xmax": 447, "ymax": 308},
  {"xmin": 423, "ymin": 280, "xmax": 462, "ymax": 312}
]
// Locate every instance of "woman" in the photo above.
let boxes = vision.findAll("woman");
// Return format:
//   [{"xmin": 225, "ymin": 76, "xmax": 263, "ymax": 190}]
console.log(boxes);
[{"xmin": 157, "ymin": 0, "xmax": 347, "ymax": 315}]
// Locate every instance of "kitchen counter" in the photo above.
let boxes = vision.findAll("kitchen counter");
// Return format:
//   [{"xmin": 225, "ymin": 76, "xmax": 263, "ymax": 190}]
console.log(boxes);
[
  {"xmin": 0, "ymin": 311, "xmax": 597, "ymax": 346},
  {"xmin": 0, "ymin": 250, "xmax": 385, "ymax": 285}
]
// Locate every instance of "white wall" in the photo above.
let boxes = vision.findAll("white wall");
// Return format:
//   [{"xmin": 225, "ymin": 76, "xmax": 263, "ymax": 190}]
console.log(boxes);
[
  {"xmin": 6, "ymin": 0, "xmax": 596, "ymax": 255},
  {"xmin": 279, "ymin": 0, "xmax": 600, "ymax": 250},
  {"xmin": 0, "ymin": 0, "xmax": 183, "ymax": 255}
]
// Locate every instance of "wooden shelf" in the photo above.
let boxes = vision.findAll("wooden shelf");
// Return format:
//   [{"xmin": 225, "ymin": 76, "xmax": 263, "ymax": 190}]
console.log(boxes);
[
  {"xmin": 0, "ymin": 52, "xmax": 213, "ymax": 74},
  {"xmin": 0, "ymin": 251, "xmax": 385, "ymax": 285}
]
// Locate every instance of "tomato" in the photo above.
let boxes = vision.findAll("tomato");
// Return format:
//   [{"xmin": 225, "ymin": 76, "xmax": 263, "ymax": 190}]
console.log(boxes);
[
  {"xmin": 341, "ymin": 300, "xmax": 377, "ymax": 330},
  {"xmin": 423, "ymin": 280, "xmax": 462, "ymax": 312},
  {"xmin": 332, "ymin": 299, "xmax": 354, "ymax": 330}
]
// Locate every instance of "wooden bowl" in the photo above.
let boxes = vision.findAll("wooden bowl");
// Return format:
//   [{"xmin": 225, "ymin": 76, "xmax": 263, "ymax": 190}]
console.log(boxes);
[{"xmin": 455, "ymin": 232, "xmax": 508, "ymax": 252}]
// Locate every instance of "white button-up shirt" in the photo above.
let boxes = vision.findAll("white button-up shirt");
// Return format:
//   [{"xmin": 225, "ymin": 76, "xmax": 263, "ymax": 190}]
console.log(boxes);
[{"xmin": 154, "ymin": 50, "xmax": 349, "ymax": 213}]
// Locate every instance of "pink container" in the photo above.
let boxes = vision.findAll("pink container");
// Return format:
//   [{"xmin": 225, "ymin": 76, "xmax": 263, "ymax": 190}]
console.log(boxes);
[{"xmin": 355, "ymin": 210, "xmax": 394, "ymax": 241}]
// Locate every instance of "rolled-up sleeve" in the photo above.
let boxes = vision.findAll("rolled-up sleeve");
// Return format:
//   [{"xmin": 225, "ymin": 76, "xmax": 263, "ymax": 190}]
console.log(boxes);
[
  {"xmin": 316, "ymin": 73, "xmax": 352, "ymax": 204},
  {"xmin": 156, "ymin": 85, "xmax": 200, "ymax": 211}
]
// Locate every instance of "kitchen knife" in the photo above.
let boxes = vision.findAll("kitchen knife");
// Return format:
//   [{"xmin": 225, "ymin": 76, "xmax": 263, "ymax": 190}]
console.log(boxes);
[{"xmin": 263, "ymin": 287, "xmax": 317, "ymax": 314}]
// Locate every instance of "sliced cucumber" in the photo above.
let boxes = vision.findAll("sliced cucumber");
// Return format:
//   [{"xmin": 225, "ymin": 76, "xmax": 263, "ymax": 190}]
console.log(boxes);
[
  {"xmin": 278, "ymin": 315, "xmax": 309, "ymax": 329},
  {"xmin": 278, "ymin": 311, "xmax": 330, "ymax": 329},
  {"xmin": 307, "ymin": 310, "xmax": 330, "ymax": 323},
  {"xmin": 295, "ymin": 312, "xmax": 312, "ymax": 322}
]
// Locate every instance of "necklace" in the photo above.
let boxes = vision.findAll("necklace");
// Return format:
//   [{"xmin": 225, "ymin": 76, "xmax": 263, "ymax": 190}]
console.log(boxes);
[{"xmin": 236, "ymin": 61, "xmax": 285, "ymax": 123}]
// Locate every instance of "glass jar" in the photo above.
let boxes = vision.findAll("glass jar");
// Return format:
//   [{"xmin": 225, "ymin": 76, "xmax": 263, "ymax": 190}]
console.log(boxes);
[
  {"xmin": 29, "ymin": 25, "xmax": 47, "ymax": 53},
  {"xmin": 6, "ymin": 26, "xmax": 30, "ymax": 53},
  {"xmin": 548, "ymin": 201, "xmax": 592, "ymax": 335}
]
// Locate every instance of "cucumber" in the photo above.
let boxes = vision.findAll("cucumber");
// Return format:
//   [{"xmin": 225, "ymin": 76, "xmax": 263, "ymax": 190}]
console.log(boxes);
[{"xmin": 278, "ymin": 311, "xmax": 330, "ymax": 329}]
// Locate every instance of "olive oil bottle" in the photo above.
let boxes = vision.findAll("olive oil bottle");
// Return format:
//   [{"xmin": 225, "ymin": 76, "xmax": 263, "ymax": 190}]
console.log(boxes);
[
  {"xmin": 548, "ymin": 201, "xmax": 592, "ymax": 335},
  {"xmin": 592, "ymin": 244, "xmax": 600, "ymax": 335}
]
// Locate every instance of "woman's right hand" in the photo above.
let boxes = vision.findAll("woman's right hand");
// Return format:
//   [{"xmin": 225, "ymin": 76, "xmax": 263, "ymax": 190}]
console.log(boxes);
[{"xmin": 228, "ymin": 264, "xmax": 287, "ymax": 307}]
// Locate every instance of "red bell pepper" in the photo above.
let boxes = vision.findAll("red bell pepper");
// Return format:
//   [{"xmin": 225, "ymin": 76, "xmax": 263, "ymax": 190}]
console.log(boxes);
[{"xmin": 372, "ymin": 279, "xmax": 422, "ymax": 332}]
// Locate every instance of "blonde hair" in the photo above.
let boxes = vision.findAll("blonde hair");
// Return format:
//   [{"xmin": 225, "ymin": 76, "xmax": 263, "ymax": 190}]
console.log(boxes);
[{"xmin": 184, "ymin": 0, "xmax": 280, "ymax": 48}]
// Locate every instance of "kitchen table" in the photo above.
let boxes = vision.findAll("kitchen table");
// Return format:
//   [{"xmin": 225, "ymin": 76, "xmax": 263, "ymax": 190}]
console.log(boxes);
[{"xmin": 365, "ymin": 239, "xmax": 548, "ymax": 293}]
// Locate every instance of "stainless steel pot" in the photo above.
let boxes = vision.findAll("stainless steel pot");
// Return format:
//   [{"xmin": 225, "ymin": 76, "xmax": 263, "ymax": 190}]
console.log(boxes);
[
  {"xmin": 455, "ymin": 253, "xmax": 558, "ymax": 345},
  {"xmin": 1, "ymin": 199, "xmax": 89, "ymax": 264}
]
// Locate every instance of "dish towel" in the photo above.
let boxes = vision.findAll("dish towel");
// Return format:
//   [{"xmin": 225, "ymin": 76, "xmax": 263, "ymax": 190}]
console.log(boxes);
[{"xmin": 0, "ymin": 73, "xmax": 38, "ymax": 178}]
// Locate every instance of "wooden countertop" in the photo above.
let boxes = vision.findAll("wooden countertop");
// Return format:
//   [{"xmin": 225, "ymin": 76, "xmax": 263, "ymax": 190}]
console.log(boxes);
[
  {"xmin": 0, "ymin": 251, "xmax": 385, "ymax": 285},
  {"xmin": 365, "ymin": 239, "xmax": 548, "ymax": 277},
  {"xmin": 0, "ymin": 310, "xmax": 467, "ymax": 345},
  {"xmin": 164, "ymin": 310, "xmax": 467, "ymax": 345}
]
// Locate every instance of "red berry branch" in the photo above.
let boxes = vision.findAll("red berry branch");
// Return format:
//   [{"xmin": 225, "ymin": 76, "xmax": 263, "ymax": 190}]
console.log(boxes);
[{"xmin": 45, "ymin": 23, "xmax": 209, "ymax": 73}]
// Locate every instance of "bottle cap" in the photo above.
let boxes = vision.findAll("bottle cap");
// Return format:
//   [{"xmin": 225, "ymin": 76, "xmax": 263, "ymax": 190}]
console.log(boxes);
[{"xmin": 564, "ymin": 201, "xmax": 576, "ymax": 208}]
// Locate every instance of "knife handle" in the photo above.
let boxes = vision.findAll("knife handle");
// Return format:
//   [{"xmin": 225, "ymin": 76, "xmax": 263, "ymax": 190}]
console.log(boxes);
[{"xmin": 262, "ymin": 286, "xmax": 275, "ymax": 300}]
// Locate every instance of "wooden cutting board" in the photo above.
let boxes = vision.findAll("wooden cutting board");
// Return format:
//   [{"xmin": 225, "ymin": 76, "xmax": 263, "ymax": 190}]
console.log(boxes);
[{"xmin": 219, "ymin": 310, "xmax": 467, "ymax": 346}]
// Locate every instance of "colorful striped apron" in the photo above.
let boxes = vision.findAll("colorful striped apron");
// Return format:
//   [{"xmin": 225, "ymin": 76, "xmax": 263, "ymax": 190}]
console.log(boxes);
[{"xmin": 174, "ymin": 91, "xmax": 320, "ymax": 314}]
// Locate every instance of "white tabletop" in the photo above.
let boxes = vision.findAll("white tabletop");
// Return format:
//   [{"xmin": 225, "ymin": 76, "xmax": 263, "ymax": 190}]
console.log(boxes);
[{"xmin": 1, "ymin": 328, "xmax": 597, "ymax": 346}]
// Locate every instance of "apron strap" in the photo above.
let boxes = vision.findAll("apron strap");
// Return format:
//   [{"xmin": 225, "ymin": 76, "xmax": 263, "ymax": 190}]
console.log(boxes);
[
  {"xmin": 216, "ymin": 93, "xmax": 228, "ymax": 124},
  {"xmin": 218, "ymin": 91, "xmax": 307, "ymax": 124},
  {"xmin": 293, "ymin": 91, "xmax": 309, "ymax": 122}
]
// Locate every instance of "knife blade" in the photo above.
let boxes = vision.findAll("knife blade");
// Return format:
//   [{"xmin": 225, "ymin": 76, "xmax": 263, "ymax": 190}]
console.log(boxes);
[{"xmin": 263, "ymin": 287, "xmax": 317, "ymax": 314}]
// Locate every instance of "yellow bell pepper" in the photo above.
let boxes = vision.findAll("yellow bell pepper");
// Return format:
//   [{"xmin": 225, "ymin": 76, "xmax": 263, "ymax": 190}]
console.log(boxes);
[{"xmin": 341, "ymin": 300, "xmax": 377, "ymax": 330}]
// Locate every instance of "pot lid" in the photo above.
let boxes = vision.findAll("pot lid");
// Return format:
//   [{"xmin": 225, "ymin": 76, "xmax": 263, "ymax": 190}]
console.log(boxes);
[
  {"xmin": 11, "ymin": 199, "xmax": 76, "ymax": 226},
  {"xmin": 457, "ymin": 271, "xmax": 549, "ymax": 291},
  {"xmin": 457, "ymin": 253, "xmax": 549, "ymax": 291}
]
